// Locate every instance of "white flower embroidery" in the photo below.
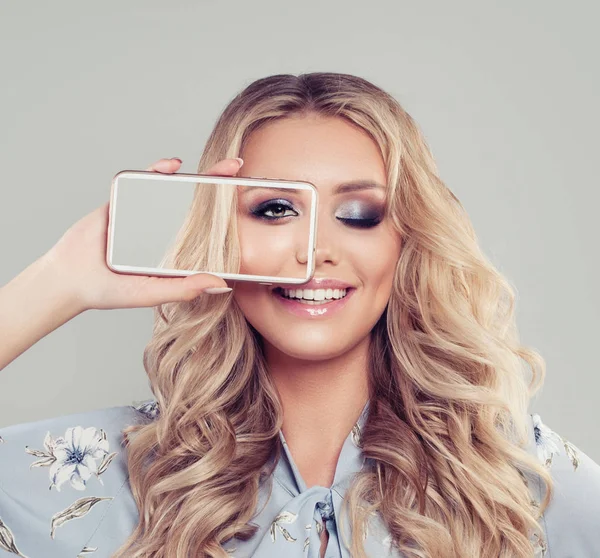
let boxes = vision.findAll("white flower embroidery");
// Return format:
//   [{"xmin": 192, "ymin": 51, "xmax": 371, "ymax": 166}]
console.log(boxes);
[{"xmin": 31, "ymin": 426, "xmax": 111, "ymax": 492}]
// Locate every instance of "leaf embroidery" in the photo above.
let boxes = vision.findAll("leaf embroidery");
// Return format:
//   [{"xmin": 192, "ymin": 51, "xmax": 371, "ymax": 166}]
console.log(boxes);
[
  {"xmin": 315, "ymin": 519, "xmax": 323, "ymax": 535},
  {"xmin": 269, "ymin": 510, "xmax": 298, "ymax": 543},
  {"xmin": 132, "ymin": 400, "xmax": 160, "ymax": 421},
  {"xmin": 561, "ymin": 437, "xmax": 580, "ymax": 471},
  {"xmin": 77, "ymin": 546, "xmax": 98, "ymax": 556},
  {"xmin": 351, "ymin": 423, "xmax": 362, "ymax": 447},
  {"xmin": 97, "ymin": 452, "xmax": 118, "ymax": 476},
  {"xmin": 532, "ymin": 531, "xmax": 548, "ymax": 556},
  {"xmin": 532, "ymin": 414, "xmax": 581, "ymax": 472},
  {"xmin": 25, "ymin": 431, "xmax": 59, "ymax": 468},
  {"xmin": 0, "ymin": 517, "xmax": 29, "ymax": 558},
  {"xmin": 0, "ymin": 435, "xmax": 5, "ymax": 444},
  {"xmin": 532, "ymin": 414, "xmax": 563, "ymax": 468},
  {"xmin": 50, "ymin": 496, "xmax": 113, "ymax": 539},
  {"xmin": 303, "ymin": 523, "xmax": 311, "ymax": 552},
  {"xmin": 280, "ymin": 528, "xmax": 296, "ymax": 542}
]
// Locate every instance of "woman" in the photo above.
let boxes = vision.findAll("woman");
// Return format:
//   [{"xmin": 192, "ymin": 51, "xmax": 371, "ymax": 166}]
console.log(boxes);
[{"xmin": 0, "ymin": 72, "xmax": 599, "ymax": 558}]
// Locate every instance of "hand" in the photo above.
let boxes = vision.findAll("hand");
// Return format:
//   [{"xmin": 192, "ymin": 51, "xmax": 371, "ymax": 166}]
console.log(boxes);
[{"xmin": 43, "ymin": 157, "xmax": 243, "ymax": 311}]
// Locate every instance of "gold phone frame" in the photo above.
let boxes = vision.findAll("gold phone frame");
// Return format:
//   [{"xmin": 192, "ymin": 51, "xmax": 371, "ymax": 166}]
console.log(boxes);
[{"xmin": 106, "ymin": 170, "xmax": 319, "ymax": 285}]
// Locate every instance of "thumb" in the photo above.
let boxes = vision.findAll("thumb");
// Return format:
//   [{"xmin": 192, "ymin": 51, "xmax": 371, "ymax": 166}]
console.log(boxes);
[{"xmin": 139, "ymin": 273, "xmax": 232, "ymax": 306}]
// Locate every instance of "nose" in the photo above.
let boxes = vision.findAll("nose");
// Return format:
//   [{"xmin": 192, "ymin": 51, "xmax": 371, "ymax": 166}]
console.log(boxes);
[{"xmin": 296, "ymin": 210, "xmax": 339, "ymax": 267}]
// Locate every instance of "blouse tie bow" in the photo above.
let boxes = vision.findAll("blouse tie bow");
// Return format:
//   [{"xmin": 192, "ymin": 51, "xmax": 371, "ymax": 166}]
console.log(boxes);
[{"xmin": 251, "ymin": 484, "xmax": 349, "ymax": 558}]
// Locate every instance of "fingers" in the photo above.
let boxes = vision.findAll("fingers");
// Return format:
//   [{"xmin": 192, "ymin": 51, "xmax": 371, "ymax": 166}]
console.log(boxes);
[
  {"xmin": 204, "ymin": 157, "xmax": 245, "ymax": 176},
  {"xmin": 145, "ymin": 157, "xmax": 244, "ymax": 175},
  {"xmin": 135, "ymin": 273, "xmax": 232, "ymax": 307},
  {"xmin": 132, "ymin": 155, "xmax": 243, "ymax": 305},
  {"xmin": 146, "ymin": 158, "xmax": 182, "ymax": 173}
]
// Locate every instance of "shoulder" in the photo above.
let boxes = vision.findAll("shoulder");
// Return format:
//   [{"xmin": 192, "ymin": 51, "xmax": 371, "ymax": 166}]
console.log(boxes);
[
  {"xmin": 0, "ymin": 400, "xmax": 158, "ymax": 557},
  {"xmin": 527, "ymin": 412, "xmax": 600, "ymax": 557}
]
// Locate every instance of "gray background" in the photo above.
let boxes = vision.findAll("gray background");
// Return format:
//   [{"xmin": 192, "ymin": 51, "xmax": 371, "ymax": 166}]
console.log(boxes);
[{"xmin": 1, "ymin": 1, "xmax": 598, "ymax": 462}]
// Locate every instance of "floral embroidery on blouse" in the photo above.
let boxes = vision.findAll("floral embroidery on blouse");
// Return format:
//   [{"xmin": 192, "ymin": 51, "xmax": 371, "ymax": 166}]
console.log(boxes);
[
  {"xmin": 131, "ymin": 399, "xmax": 160, "ymax": 421},
  {"xmin": 0, "ymin": 423, "xmax": 119, "ymax": 557},
  {"xmin": 2, "ymin": 406, "xmax": 597, "ymax": 558},
  {"xmin": 269, "ymin": 510, "xmax": 298, "ymax": 543},
  {"xmin": 25, "ymin": 426, "xmax": 115, "ymax": 492},
  {"xmin": 0, "ymin": 518, "xmax": 25, "ymax": 558},
  {"xmin": 351, "ymin": 422, "xmax": 362, "ymax": 448},
  {"xmin": 49, "ymin": 496, "xmax": 114, "ymax": 539},
  {"xmin": 532, "ymin": 413, "xmax": 581, "ymax": 471},
  {"xmin": 530, "ymin": 413, "xmax": 585, "ymax": 557}
]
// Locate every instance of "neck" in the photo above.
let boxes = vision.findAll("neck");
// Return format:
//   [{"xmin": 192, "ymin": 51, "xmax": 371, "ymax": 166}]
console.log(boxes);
[{"xmin": 265, "ymin": 335, "xmax": 371, "ymax": 447}]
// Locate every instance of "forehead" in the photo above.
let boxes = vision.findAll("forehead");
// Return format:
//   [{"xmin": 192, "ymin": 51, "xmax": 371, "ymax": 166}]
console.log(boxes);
[
  {"xmin": 238, "ymin": 115, "xmax": 386, "ymax": 192},
  {"xmin": 237, "ymin": 181, "xmax": 386, "ymax": 197}
]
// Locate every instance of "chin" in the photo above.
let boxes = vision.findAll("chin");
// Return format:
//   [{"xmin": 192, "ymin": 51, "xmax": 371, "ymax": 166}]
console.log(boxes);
[
  {"xmin": 262, "ymin": 328, "xmax": 368, "ymax": 362},
  {"xmin": 266, "ymin": 341, "xmax": 356, "ymax": 362}
]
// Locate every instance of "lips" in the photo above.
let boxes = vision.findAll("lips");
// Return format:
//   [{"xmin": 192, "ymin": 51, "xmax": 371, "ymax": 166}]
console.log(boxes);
[{"xmin": 270, "ymin": 282, "xmax": 356, "ymax": 318}]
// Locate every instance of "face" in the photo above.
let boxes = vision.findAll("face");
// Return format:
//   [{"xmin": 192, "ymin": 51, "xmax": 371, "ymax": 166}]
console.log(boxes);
[{"xmin": 233, "ymin": 114, "xmax": 401, "ymax": 361}]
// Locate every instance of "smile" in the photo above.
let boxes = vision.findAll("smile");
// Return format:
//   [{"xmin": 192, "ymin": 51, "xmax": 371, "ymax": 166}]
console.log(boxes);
[
  {"xmin": 278, "ymin": 287, "xmax": 348, "ymax": 303},
  {"xmin": 271, "ymin": 287, "xmax": 355, "ymax": 317}
]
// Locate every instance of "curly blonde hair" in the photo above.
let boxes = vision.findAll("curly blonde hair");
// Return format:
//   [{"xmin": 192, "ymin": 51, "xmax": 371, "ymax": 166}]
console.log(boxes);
[{"xmin": 113, "ymin": 72, "xmax": 553, "ymax": 558}]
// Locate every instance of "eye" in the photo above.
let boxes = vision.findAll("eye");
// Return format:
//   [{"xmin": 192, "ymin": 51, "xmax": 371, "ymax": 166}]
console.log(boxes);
[
  {"xmin": 335, "ymin": 201, "xmax": 383, "ymax": 229},
  {"xmin": 336, "ymin": 216, "xmax": 382, "ymax": 228},
  {"xmin": 250, "ymin": 199, "xmax": 299, "ymax": 221}
]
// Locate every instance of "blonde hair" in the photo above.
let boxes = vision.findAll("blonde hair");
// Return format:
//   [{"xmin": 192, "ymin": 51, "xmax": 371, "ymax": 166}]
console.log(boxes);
[{"xmin": 113, "ymin": 72, "xmax": 553, "ymax": 558}]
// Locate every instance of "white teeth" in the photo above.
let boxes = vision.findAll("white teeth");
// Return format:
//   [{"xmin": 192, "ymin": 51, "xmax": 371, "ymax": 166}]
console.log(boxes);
[{"xmin": 279, "ymin": 288, "xmax": 348, "ymax": 301}]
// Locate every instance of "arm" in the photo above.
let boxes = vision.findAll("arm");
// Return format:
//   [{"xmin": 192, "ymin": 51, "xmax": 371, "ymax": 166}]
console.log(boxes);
[
  {"xmin": 0, "ymin": 253, "xmax": 84, "ymax": 371},
  {"xmin": 0, "ymin": 157, "xmax": 241, "ymax": 373}
]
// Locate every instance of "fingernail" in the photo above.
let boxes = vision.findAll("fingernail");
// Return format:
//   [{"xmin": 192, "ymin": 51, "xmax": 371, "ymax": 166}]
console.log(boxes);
[
  {"xmin": 234, "ymin": 158, "xmax": 244, "ymax": 167},
  {"xmin": 171, "ymin": 157, "xmax": 183, "ymax": 163},
  {"xmin": 202, "ymin": 287, "xmax": 233, "ymax": 294}
]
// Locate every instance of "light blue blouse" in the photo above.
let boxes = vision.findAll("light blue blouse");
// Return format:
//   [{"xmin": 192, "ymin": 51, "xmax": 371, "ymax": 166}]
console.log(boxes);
[{"xmin": 1, "ymin": 399, "xmax": 599, "ymax": 557}]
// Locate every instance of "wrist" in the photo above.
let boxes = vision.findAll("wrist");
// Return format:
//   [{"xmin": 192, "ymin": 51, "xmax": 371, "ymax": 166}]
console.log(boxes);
[{"xmin": 36, "ymin": 250, "xmax": 88, "ymax": 317}]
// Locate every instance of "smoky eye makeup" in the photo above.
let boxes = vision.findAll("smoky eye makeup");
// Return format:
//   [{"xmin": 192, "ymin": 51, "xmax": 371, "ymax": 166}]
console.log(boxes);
[
  {"xmin": 335, "ymin": 200, "xmax": 384, "ymax": 228},
  {"xmin": 249, "ymin": 198, "xmax": 300, "ymax": 222}
]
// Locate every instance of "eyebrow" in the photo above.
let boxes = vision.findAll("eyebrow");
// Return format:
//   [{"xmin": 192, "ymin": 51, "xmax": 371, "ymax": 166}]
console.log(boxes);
[
  {"xmin": 333, "ymin": 180, "xmax": 386, "ymax": 194},
  {"xmin": 238, "ymin": 180, "xmax": 386, "ymax": 195}
]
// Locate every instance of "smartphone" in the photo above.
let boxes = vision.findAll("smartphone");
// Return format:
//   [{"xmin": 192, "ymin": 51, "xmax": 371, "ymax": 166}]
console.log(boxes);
[{"xmin": 106, "ymin": 170, "xmax": 319, "ymax": 285}]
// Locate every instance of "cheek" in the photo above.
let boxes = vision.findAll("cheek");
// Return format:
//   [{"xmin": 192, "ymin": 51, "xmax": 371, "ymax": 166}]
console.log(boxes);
[
  {"xmin": 232, "ymin": 282, "xmax": 263, "ymax": 313},
  {"xmin": 237, "ymin": 219, "xmax": 310, "ymax": 278},
  {"xmin": 351, "ymin": 230, "xmax": 401, "ymax": 291}
]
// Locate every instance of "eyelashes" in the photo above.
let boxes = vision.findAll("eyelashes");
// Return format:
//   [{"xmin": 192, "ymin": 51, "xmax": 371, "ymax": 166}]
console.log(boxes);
[
  {"xmin": 337, "ymin": 216, "xmax": 382, "ymax": 228},
  {"xmin": 249, "ymin": 198, "xmax": 383, "ymax": 229},
  {"xmin": 335, "ymin": 200, "xmax": 383, "ymax": 228},
  {"xmin": 250, "ymin": 199, "xmax": 298, "ymax": 221}
]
